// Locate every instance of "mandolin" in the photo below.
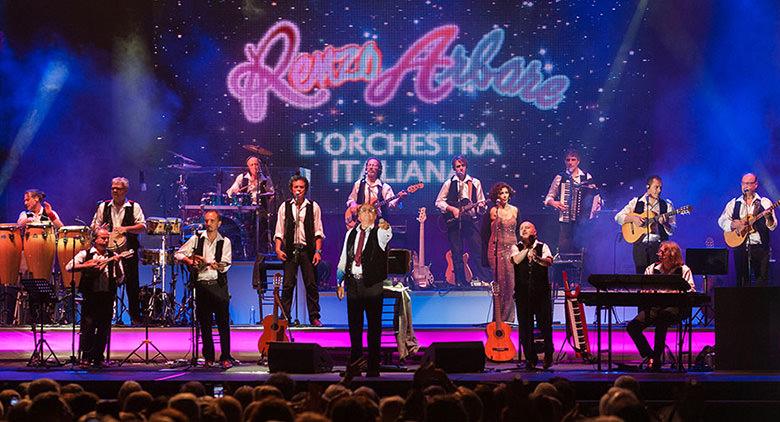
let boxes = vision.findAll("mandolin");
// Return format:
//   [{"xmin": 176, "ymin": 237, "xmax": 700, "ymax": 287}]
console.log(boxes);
[
  {"xmin": 257, "ymin": 273, "xmax": 289, "ymax": 357},
  {"xmin": 484, "ymin": 281, "xmax": 517, "ymax": 362},
  {"xmin": 344, "ymin": 182, "xmax": 424, "ymax": 228},
  {"xmin": 723, "ymin": 199, "xmax": 780, "ymax": 248},
  {"xmin": 621, "ymin": 205, "xmax": 692, "ymax": 243}
]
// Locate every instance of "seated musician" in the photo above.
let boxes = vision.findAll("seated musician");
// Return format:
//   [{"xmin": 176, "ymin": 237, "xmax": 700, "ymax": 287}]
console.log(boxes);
[{"xmin": 626, "ymin": 241, "xmax": 695, "ymax": 371}]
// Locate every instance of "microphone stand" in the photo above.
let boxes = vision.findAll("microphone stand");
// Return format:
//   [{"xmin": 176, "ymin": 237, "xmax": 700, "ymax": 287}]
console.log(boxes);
[
  {"xmin": 644, "ymin": 195, "xmax": 652, "ymax": 274},
  {"xmin": 292, "ymin": 194, "xmax": 302, "ymax": 326}
]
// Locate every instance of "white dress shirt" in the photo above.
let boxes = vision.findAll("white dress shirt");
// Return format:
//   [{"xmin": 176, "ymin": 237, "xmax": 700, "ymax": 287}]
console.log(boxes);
[
  {"xmin": 337, "ymin": 224, "xmax": 393, "ymax": 286},
  {"xmin": 274, "ymin": 199, "xmax": 325, "ymax": 244},
  {"xmin": 17, "ymin": 208, "xmax": 62, "ymax": 228},
  {"xmin": 435, "ymin": 174, "xmax": 486, "ymax": 217},
  {"xmin": 174, "ymin": 232, "xmax": 232, "ymax": 282},
  {"xmin": 226, "ymin": 172, "xmax": 275, "ymax": 201},
  {"xmin": 544, "ymin": 169, "xmax": 602, "ymax": 221},
  {"xmin": 91, "ymin": 200, "xmax": 146, "ymax": 229},
  {"xmin": 346, "ymin": 179, "xmax": 399, "ymax": 211},
  {"xmin": 644, "ymin": 263, "xmax": 696, "ymax": 292},
  {"xmin": 510, "ymin": 240, "xmax": 553, "ymax": 265},
  {"xmin": 718, "ymin": 194, "xmax": 777, "ymax": 245},
  {"xmin": 614, "ymin": 195, "xmax": 676, "ymax": 242},
  {"xmin": 66, "ymin": 247, "xmax": 125, "ymax": 289}
]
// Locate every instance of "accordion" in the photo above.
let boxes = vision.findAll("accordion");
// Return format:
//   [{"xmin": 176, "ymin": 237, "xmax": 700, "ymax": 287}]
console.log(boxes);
[{"xmin": 561, "ymin": 179, "xmax": 597, "ymax": 222}]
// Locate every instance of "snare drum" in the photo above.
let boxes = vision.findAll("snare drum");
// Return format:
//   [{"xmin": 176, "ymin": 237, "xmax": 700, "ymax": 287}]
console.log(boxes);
[
  {"xmin": 141, "ymin": 248, "xmax": 175, "ymax": 266},
  {"xmin": 201, "ymin": 192, "xmax": 227, "ymax": 206},
  {"xmin": 231, "ymin": 193, "xmax": 253, "ymax": 206},
  {"xmin": 23, "ymin": 222, "xmax": 56, "ymax": 280},
  {"xmin": 56, "ymin": 226, "xmax": 91, "ymax": 288},
  {"xmin": 0, "ymin": 224, "xmax": 23, "ymax": 285}
]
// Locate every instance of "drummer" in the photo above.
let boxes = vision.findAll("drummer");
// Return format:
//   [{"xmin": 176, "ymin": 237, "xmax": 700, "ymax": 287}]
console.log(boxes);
[
  {"xmin": 17, "ymin": 189, "xmax": 64, "ymax": 229},
  {"xmin": 91, "ymin": 177, "xmax": 146, "ymax": 325},
  {"xmin": 226, "ymin": 156, "xmax": 275, "ymax": 206}
]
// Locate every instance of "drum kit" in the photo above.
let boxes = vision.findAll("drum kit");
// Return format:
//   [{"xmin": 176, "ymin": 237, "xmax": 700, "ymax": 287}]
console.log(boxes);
[
  {"xmin": 0, "ymin": 222, "xmax": 92, "ymax": 325},
  {"xmin": 139, "ymin": 217, "xmax": 182, "ymax": 325}
]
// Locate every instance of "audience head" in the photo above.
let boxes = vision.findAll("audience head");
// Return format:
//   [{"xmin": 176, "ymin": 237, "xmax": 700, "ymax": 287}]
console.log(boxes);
[
  {"xmin": 28, "ymin": 391, "xmax": 72, "ymax": 422},
  {"xmin": 27, "ymin": 378, "xmax": 60, "ymax": 400},
  {"xmin": 379, "ymin": 395, "xmax": 405, "ymax": 422},
  {"xmin": 329, "ymin": 395, "xmax": 380, "ymax": 422},
  {"xmin": 180, "ymin": 381, "xmax": 207, "ymax": 398},
  {"xmin": 248, "ymin": 397, "xmax": 295, "ymax": 422},
  {"xmin": 253, "ymin": 385, "xmax": 284, "ymax": 401},
  {"xmin": 265, "ymin": 373, "xmax": 296, "ymax": 401},
  {"xmin": 169, "ymin": 393, "xmax": 200, "ymax": 422},
  {"xmin": 424, "ymin": 394, "xmax": 468, "ymax": 422},
  {"xmin": 118, "ymin": 381, "xmax": 143, "ymax": 408}
]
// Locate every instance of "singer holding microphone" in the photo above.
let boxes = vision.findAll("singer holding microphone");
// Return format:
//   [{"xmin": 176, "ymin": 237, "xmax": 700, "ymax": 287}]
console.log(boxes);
[
  {"xmin": 345, "ymin": 158, "xmax": 405, "ymax": 225},
  {"xmin": 510, "ymin": 221, "xmax": 554, "ymax": 370},
  {"xmin": 17, "ymin": 189, "xmax": 64, "ymax": 229},
  {"xmin": 718, "ymin": 173, "xmax": 777, "ymax": 286},
  {"xmin": 274, "ymin": 174, "xmax": 325, "ymax": 327}
]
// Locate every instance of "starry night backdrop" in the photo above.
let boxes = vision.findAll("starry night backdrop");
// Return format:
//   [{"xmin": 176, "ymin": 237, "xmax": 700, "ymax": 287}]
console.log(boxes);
[{"xmin": 2, "ymin": 0, "xmax": 780, "ymax": 282}]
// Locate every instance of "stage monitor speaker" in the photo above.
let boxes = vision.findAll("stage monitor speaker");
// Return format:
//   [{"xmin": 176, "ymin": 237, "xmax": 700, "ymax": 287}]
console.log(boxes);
[
  {"xmin": 267, "ymin": 342, "xmax": 334, "ymax": 373},
  {"xmin": 715, "ymin": 287, "xmax": 780, "ymax": 370},
  {"xmin": 388, "ymin": 249, "xmax": 411, "ymax": 275},
  {"xmin": 422, "ymin": 341, "xmax": 485, "ymax": 373}
]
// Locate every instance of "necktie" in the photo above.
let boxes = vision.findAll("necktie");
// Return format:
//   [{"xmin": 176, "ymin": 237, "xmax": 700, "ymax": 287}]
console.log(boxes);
[{"xmin": 355, "ymin": 228, "xmax": 366, "ymax": 266}]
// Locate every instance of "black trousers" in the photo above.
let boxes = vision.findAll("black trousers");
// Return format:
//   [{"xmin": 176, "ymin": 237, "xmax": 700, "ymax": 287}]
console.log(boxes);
[
  {"xmin": 632, "ymin": 241, "xmax": 661, "ymax": 274},
  {"xmin": 80, "ymin": 291, "xmax": 115, "ymax": 363},
  {"xmin": 195, "ymin": 282, "xmax": 232, "ymax": 362},
  {"xmin": 346, "ymin": 276, "xmax": 383, "ymax": 372},
  {"xmin": 626, "ymin": 306, "xmax": 682, "ymax": 362},
  {"xmin": 281, "ymin": 249, "xmax": 321, "ymax": 321},
  {"xmin": 446, "ymin": 218, "xmax": 489, "ymax": 285},
  {"xmin": 733, "ymin": 244, "xmax": 770, "ymax": 286},
  {"xmin": 515, "ymin": 285, "xmax": 553, "ymax": 364},
  {"xmin": 123, "ymin": 255, "xmax": 141, "ymax": 322}
]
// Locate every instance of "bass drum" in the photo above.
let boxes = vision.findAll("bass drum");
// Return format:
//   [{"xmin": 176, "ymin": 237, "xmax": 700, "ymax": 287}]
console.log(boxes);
[{"xmin": 180, "ymin": 215, "xmax": 246, "ymax": 260}]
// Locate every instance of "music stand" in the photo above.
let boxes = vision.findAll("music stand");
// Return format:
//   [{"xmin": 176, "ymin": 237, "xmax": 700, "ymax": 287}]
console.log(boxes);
[
  {"xmin": 23, "ymin": 278, "xmax": 62, "ymax": 367},
  {"xmin": 686, "ymin": 248, "xmax": 728, "ymax": 326}
]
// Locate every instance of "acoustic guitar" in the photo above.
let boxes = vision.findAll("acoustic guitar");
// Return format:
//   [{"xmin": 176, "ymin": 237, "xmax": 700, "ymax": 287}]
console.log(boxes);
[
  {"xmin": 445, "ymin": 250, "xmax": 473, "ymax": 285},
  {"xmin": 344, "ymin": 182, "xmax": 424, "ymax": 228},
  {"xmin": 257, "ymin": 273, "xmax": 289, "ymax": 356},
  {"xmin": 723, "ymin": 199, "xmax": 780, "ymax": 247},
  {"xmin": 411, "ymin": 208, "xmax": 434, "ymax": 288},
  {"xmin": 621, "ymin": 205, "xmax": 692, "ymax": 243},
  {"xmin": 484, "ymin": 281, "xmax": 517, "ymax": 362}
]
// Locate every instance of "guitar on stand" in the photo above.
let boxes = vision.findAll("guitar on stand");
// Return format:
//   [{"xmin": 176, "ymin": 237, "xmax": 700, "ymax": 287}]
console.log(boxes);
[
  {"xmin": 344, "ymin": 182, "xmax": 424, "ymax": 229},
  {"xmin": 484, "ymin": 281, "xmax": 517, "ymax": 362},
  {"xmin": 621, "ymin": 205, "xmax": 693, "ymax": 243},
  {"xmin": 411, "ymin": 208, "xmax": 434, "ymax": 288},
  {"xmin": 257, "ymin": 273, "xmax": 289, "ymax": 361},
  {"xmin": 723, "ymin": 199, "xmax": 780, "ymax": 247},
  {"xmin": 562, "ymin": 271, "xmax": 592, "ymax": 361}
]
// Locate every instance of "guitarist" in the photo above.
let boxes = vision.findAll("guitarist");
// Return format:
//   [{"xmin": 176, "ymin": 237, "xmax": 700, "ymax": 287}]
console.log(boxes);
[
  {"xmin": 66, "ymin": 228, "xmax": 124, "ymax": 368},
  {"xmin": 336, "ymin": 204, "xmax": 392, "ymax": 377},
  {"xmin": 345, "ymin": 158, "xmax": 406, "ymax": 224},
  {"xmin": 614, "ymin": 175, "xmax": 676, "ymax": 274},
  {"xmin": 510, "ymin": 221, "xmax": 554, "ymax": 370},
  {"xmin": 435, "ymin": 155, "xmax": 490, "ymax": 287},
  {"xmin": 718, "ymin": 173, "xmax": 776, "ymax": 286},
  {"xmin": 174, "ymin": 210, "xmax": 235, "ymax": 369}
]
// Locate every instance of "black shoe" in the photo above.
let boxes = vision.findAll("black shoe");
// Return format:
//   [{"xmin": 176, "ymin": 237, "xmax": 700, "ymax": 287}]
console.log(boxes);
[
  {"xmin": 524, "ymin": 361, "xmax": 538, "ymax": 371},
  {"xmin": 543, "ymin": 355, "xmax": 553, "ymax": 370}
]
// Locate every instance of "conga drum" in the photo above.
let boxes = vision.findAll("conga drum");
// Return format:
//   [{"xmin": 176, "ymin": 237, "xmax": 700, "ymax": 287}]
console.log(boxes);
[
  {"xmin": 23, "ymin": 222, "xmax": 56, "ymax": 280},
  {"xmin": 56, "ymin": 226, "xmax": 91, "ymax": 288},
  {"xmin": 0, "ymin": 224, "xmax": 23, "ymax": 286}
]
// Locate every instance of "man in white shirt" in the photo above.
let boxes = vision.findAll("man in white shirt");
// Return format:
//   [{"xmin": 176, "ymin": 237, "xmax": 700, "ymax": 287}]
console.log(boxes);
[
  {"xmin": 17, "ymin": 189, "xmax": 64, "ymax": 229},
  {"xmin": 91, "ymin": 177, "xmax": 146, "ymax": 325},
  {"xmin": 626, "ymin": 241, "xmax": 695, "ymax": 371},
  {"xmin": 435, "ymin": 155, "xmax": 490, "ymax": 286},
  {"xmin": 345, "ymin": 158, "xmax": 405, "ymax": 227},
  {"xmin": 226, "ymin": 156, "xmax": 275, "ymax": 254},
  {"xmin": 718, "ymin": 173, "xmax": 777, "ymax": 286},
  {"xmin": 614, "ymin": 176, "xmax": 676, "ymax": 274},
  {"xmin": 175, "ymin": 210, "xmax": 234, "ymax": 369},
  {"xmin": 66, "ymin": 228, "xmax": 124, "ymax": 368},
  {"xmin": 511, "ymin": 221, "xmax": 554, "ymax": 370},
  {"xmin": 336, "ymin": 204, "xmax": 392, "ymax": 377},
  {"xmin": 274, "ymin": 174, "xmax": 325, "ymax": 327}
]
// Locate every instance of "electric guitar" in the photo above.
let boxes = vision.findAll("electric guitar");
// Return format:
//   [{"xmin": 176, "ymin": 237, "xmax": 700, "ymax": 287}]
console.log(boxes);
[
  {"xmin": 411, "ymin": 208, "xmax": 434, "ymax": 288},
  {"xmin": 445, "ymin": 250, "xmax": 473, "ymax": 285},
  {"xmin": 562, "ymin": 271, "xmax": 591, "ymax": 360},
  {"xmin": 257, "ymin": 273, "xmax": 289, "ymax": 356},
  {"xmin": 484, "ymin": 281, "xmax": 517, "ymax": 362},
  {"xmin": 443, "ymin": 199, "xmax": 487, "ymax": 225},
  {"xmin": 621, "ymin": 205, "xmax": 693, "ymax": 243},
  {"xmin": 724, "ymin": 199, "xmax": 780, "ymax": 247},
  {"xmin": 344, "ymin": 182, "xmax": 424, "ymax": 228}
]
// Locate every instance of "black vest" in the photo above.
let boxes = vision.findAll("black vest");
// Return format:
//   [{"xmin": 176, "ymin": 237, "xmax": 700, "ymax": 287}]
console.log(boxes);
[
  {"xmin": 22, "ymin": 209, "xmax": 51, "ymax": 222},
  {"xmin": 345, "ymin": 225, "xmax": 388, "ymax": 287},
  {"xmin": 101, "ymin": 200, "xmax": 139, "ymax": 250},
  {"xmin": 445, "ymin": 177, "xmax": 477, "ymax": 207},
  {"xmin": 733, "ymin": 199, "xmax": 770, "ymax": 247},
  {"xmin": 283, "ymin": 201, "xmax": 315, "ymax": 255},
  {"xmin": 356, "ymin": 180, "xmax": 388, "ymax": 217},
  {"xmin": 189, "ymin": 235, "xmax": 227, "ymax": 285},
  {"xmin": 513, "ymin": 242, "xmax": 549, "ymax": 289},
  {"xmin": 633, "ymin": 197, "xmax": 670, "ymax": 240},
  {"xmin": 240, "ymin": 174, "xmax": 270, "ymax": 207},
  {"xmin": 79, "ymin": 250, "xmax": 119, "ymax": 294}
]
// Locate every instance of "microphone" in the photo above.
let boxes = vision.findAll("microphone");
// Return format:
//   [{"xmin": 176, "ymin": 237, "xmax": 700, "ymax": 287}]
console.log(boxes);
[
  {"xmin": 140, "ymin": 170, "xmax": 147, "ymax": 192},
  {"xmin": 743, "ymin": 188, "xmax": 750, "ymax": 194}
]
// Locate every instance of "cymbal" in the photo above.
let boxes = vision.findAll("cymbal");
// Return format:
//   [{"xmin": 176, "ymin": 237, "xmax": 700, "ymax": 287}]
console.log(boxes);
[
  {"xmin": 242, "ymin": 144, "xmax": 273, "ymax": 156},
  {"xmin": 167, "ymin": 150, "xmax": 197, "ymax": 163},
  {"xmin": 167, "ymin": 163, "xmax": 203, "ymax": 171}
]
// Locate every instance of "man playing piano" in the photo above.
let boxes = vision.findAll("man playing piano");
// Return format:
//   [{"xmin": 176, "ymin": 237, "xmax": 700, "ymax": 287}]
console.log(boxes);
[{"xmin": 626, "ymin": 241, "xmax": 695, "ymax": 371}]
